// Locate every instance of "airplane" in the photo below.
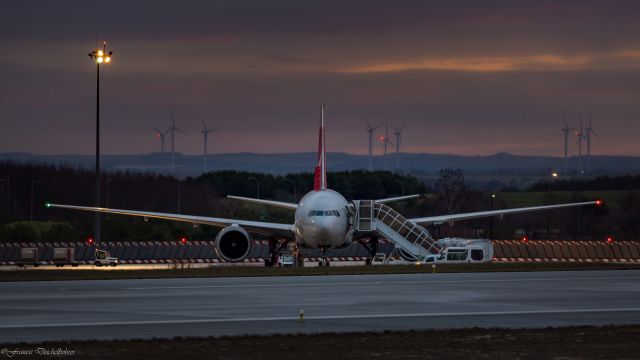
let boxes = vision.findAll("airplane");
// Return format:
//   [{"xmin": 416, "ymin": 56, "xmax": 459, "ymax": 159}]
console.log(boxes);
[{"xmin": 48, "ymin": 105, "xmax": 601, "ymax": 266}]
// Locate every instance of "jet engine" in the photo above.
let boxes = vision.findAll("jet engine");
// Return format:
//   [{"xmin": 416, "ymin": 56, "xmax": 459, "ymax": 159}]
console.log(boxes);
[{"xmin": 215, "ymin": 226, "xmax": 252, "ymax": 262}]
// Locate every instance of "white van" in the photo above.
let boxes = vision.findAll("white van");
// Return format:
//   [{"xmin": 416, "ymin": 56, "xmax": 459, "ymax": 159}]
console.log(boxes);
[
  {"xmin": 422, "ymin": 246, "xmax": 490, "ymax": 264},
  {"xmin": 277, "ymin": 254, "xmax": 295, "ymax": 267}
]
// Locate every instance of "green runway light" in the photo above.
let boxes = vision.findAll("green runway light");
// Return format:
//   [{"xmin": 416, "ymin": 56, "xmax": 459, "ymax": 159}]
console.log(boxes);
[{"xmin": 45, "ymin": 203, "xmax": 52, "ymax": 208}]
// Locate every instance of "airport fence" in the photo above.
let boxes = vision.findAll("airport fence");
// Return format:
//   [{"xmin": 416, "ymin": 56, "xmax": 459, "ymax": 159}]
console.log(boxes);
[{"xmin": 0, "ymin": 239, "xmax": 638, "ymax": 265}]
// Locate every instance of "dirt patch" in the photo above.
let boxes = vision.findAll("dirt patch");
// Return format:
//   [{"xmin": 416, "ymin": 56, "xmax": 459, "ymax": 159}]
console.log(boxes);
[{"xmin": 2, "ymin": 326, "xmax": 638, "ymax": 360}]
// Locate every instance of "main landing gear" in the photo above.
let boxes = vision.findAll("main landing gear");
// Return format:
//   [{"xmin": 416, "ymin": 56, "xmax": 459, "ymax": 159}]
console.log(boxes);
[
  {"xmin": 359, "ymin": 236, "xmax": 379, "ymax": 265},
  {"xmin": 264, "ymin": 238, "xmax": 289, "ymax": 267}
]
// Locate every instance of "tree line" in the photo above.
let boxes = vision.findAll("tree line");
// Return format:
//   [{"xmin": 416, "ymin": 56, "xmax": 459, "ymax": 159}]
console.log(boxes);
[{"xmin": 0, "ymin": 162, "xmax": 637, "ymax": 242}]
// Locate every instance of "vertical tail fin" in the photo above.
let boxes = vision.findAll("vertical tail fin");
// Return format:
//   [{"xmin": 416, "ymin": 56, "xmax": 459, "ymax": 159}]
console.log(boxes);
[{"xmin": 313, "ymin": 104, "xmax": 327, "ymax": 191}]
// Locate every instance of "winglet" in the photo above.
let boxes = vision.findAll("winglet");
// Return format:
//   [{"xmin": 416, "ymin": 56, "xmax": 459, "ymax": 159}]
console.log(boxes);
[{"xmin": 313, "ymin": 104, "xmax": 327, "ymax": 191}]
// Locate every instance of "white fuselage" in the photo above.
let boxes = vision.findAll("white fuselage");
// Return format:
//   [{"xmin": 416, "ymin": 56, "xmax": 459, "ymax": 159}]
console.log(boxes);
[{"xmin": 294, "ymin": 189, "xmax": 351, "ymax": 249}]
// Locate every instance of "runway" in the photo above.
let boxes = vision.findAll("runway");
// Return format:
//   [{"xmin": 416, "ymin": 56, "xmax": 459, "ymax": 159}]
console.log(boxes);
[{"xmin": 1, "ymin": 270, "xmax": 640, "ymax": 343}]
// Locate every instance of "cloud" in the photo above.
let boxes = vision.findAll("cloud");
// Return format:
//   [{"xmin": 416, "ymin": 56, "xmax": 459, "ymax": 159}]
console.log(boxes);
[{"xmin": 340, "ymin": 51, "xmax": 640, "ymax": 74}]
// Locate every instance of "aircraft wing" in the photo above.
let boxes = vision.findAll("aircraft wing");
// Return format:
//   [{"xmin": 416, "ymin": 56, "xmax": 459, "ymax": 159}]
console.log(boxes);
[
  {"xmin": 227, "ymin": 195, "xmax": 298, "ymax": 210},
  {"xmin": 375, "ymin": 194, "xmax": 421, "ymax": 204},
  {"xmin": 408, "ymin": 201, "xmax": 599, "ymax": 226},
  {"xmin": 47, "ymin": 203, "xmax": 295, "ymax": 238}
]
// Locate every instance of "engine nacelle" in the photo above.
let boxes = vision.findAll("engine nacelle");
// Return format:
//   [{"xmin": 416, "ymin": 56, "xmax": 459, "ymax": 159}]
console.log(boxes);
[{"xmin": 215, "ymin": 226, "xmax": 252, "ymax": 262}]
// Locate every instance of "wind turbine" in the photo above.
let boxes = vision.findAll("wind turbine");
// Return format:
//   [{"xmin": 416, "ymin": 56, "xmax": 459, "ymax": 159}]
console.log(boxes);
[
  {"xmin": 393, "ymin": 121, "xmax": 407, "ymax": 171},
  {"xmin": 153, "ymin": 126, "xmax": 170, "ymax": 164},
  {"xmin": 560, "ymin": 110, "xmax": 575, "ymax": 173},
  {"xmin": 199, "ymin": 114, "xmax": 218, "ymax": 173},
  {"xmin": 168, "ymin": 107, "xmax": 186, "ymax": 171},
  {"xmin": 379, "ymin": 121, "xmax": 394, "ymax": 171},
  {"xmin": 583, "ymin": 106, "xmax": 599, "ymax": 172},
  {"xmin": 363, "ymin": 115, "xmax": 382, "ymax": 171}
]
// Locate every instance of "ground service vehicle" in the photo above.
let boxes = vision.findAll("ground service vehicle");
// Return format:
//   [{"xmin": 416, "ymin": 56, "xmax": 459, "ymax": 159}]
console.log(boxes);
[
  {"xmin": 17, "ymin": 248, "xmax": 40, "ymax": 267},
  {"xmin": 277, "ymin": 254, "xmax": 295, "ymax": 267},
  {"xmin": 94, "ymin": 249, "xmax": 118, "ymax": 267},
  {"xmin": 53, "ymin": 247, "xmax": 79, "ymax": 267}
]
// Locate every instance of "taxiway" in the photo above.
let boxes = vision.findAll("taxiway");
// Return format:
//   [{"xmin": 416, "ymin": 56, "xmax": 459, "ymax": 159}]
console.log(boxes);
[{"xmin": 1, "ymin": 270, "xmax": 639, "ymax": 343}]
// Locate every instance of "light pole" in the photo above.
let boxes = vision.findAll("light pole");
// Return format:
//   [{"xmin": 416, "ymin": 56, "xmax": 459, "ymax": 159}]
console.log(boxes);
[
  {"xmin": 106, "ymin": 178, "xmax": 113, "ymax": 208},
  {"xmin": 177, "ymin": 179, "xmax": 181, "ymax": 214},
  {"xmin": 30, "ymin": 180, "xmax": 42, "ymax": 221},
  {"xmin": 285, "ymin": 178, "xmax": 297, "ymax": 202},
  {"xmin": 88, "ymin": 41, "xmax": 113, "ymax": 244},
  {"xmin": 0, "ymin": 178, "xmax": 9, "ymax": 215},
  {"xmin": 489, "ymin": 193, "xmax": 496, "ymax": 239},
  {"xmin": 395, "ymin": 180, "xmax": 405, "ymax": 212},
  {"xmin": 248, "ymin": 177, "xmax": 260, "ymax": 199},
  {"xmin": 547, "ymin": 172, "xmax": 558, "ymax": 238}
]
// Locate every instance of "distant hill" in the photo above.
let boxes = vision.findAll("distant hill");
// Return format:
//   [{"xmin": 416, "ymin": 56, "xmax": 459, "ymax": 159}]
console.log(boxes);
[{"xmin": 2, "ymin": 152, "xmax": 640, "ymax": 179}]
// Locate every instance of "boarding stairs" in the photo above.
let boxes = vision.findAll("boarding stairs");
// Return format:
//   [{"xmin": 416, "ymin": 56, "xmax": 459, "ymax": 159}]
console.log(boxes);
[{"xmin": 353, "ymin": 200, "xmax": 440, "ymax": 261}]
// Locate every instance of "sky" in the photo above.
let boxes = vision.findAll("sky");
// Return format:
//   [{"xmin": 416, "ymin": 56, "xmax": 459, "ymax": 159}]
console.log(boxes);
[{"xmin": 1, "ymin": 0, "xmax": 640, "ymax": 157}]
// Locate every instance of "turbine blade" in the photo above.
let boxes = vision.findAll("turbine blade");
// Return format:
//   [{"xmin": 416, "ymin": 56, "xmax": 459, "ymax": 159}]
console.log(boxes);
[
  {"xmin": 169, "ymin": 106, "xmax": 176, "ymax": 126},
  {"xmin": 199, "ymin": 114, "xmax": 207, "ymax": 131},
  {"xmin": 362, "ymin": 115, "xmax": 372, "ymax": 129},
  {"xmin": 560, "ymin": 109, "xmax": 568, "ymax": 129}
]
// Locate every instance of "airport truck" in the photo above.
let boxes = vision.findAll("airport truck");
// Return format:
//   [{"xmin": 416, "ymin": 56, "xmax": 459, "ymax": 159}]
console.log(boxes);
[
  {"xmin": 17, "ymin": 247, "xmax": 40, "ymax": 267},
  {"xmin": 94, "ymin": 249, "xmax": 119, "ymax": 267},
  {"xmin": 53, "ymin": 247, "xmax": 79, "ymax": 267},
  {"xmin": 421, "ymin": 238, "xmax": 493, "ymax": 264},
  {"xmin": 375, "ymin": 238, "xmax": 493, "ymax": 265}
]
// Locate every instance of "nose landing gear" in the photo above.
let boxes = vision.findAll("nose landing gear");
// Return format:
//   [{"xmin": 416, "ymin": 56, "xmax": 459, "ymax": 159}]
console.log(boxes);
[
  {"xmin": 318, "ymin": 258, "xmax": 330, "ymax": 267},
  {"xmin": 318, "ymin": 248, "xmax": 330, "ymax": 267}
]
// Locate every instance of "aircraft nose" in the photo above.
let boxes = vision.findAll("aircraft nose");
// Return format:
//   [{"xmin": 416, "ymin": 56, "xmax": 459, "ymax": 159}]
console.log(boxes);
[{"xmin": 314, "ymin": 217, "xmax": 345, "ymax": 246}]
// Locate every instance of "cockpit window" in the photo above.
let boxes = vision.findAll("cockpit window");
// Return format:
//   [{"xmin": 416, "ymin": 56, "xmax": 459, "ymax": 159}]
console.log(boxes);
[{"xmin": 308, "ymin": 210, "xmax": 340, "ymax": 217}]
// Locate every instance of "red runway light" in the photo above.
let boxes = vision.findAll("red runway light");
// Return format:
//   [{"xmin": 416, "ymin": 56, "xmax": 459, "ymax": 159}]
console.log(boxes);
[
  {"xmin": 521, "ymin": 236, "xmax": 528, "ymax": 243},
  {"xmin": 180, "ymin": 237, "xmax": 187, "ymax": 245},
  {"xmin": 87, "ymin": 237, "xmax": 94, "ymax": 245},
  {"xmin": 595, "ymin": 200, "xmax": 603, "ymax": 206},
  {"xmin": 606, "ymin": 236, "xmax": 614, "ymax": 244}
]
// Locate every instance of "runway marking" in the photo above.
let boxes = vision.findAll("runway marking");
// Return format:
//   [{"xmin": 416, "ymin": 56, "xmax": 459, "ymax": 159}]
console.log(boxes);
[
  {"xmin": 125, "ymin": 276, "xmax": 640, "ymax": 290},
  {"xmin": 2, "ymin": 307, "xmax": 640, "ymax": 329}
]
